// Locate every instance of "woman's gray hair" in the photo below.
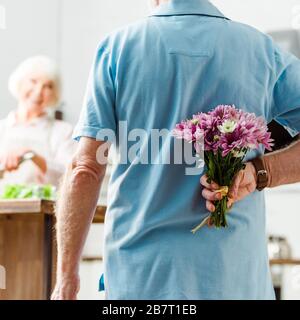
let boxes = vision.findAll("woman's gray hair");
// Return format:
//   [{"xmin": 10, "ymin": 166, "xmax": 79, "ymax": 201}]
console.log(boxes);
[{"xmin": 8, "ymin": 55, "xmax": 61, "ymax": 106}]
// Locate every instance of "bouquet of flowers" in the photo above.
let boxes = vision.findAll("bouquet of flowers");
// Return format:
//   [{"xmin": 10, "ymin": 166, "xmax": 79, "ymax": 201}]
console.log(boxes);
[{"xmin": 172, "ymin": 105, "xmax": 273, "ymax": 232}]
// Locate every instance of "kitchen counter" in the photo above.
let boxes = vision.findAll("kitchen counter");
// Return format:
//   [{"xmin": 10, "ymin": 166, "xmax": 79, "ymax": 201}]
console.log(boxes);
[
  {"xmin": 0, "ymin": 199, "xmax": 106, "ymax": 300},
  {"xmin": 0, "ymin": 199, "xmax": 106, "ymax": 222},
  {"xmin": 270, "ymin": 259, "xmax": 300, "ymax": 265}
]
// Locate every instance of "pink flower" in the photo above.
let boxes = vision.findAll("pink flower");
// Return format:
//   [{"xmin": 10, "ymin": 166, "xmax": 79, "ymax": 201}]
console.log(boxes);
[
  {"xmin": 172, "ymin": 105, "xmax": 273, "ymax": 157},
  {"xmin": 194, "ymin": 127, "xmax": 204, "ymax": 141},
  {"xmin": 172, "ymin": 104, "xmax": 274, "ymax": 231}
]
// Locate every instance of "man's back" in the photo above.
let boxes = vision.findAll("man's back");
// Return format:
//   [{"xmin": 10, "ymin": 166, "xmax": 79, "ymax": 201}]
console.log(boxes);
[{"xmin": 74, "ymin": 0, "xmax": 300, "ymax": 299}]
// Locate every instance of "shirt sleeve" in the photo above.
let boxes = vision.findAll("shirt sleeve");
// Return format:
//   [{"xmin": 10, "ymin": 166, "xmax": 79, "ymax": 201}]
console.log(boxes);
[
  {"xmin": 72, "ymin": 42, "xmax": 117, "ymax": 142},
  {"xmin": 271, "ymin": 44, "xmax": 300, "ymax": 136}
]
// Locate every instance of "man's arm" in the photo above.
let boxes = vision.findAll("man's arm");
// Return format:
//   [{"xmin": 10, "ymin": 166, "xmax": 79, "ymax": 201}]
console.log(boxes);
[
  {"xmin": 51, "ymin": 137, "xmax": 109, "ymax": 300},
  {"xmin": 261, "ymin": 137, "xmax": 300, "ymax": 188},
  {"xmin": 200, "ymin": 139, "xmax": 300, "ymax": 213}
]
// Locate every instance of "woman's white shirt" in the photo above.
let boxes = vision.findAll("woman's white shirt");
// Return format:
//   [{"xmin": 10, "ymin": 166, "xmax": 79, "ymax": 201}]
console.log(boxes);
[{"xmin": 0, "ymin": 112, "xmax": 76, "ymax": 191}]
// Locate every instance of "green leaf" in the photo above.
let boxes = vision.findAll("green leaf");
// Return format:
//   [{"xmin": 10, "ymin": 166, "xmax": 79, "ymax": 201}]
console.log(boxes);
[{"xmin": 0, "ymin": 184, "xmax": 56, "ymax": 200}]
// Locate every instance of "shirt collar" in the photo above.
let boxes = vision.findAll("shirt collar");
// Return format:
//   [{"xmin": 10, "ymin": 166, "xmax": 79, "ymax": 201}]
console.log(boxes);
[{"xmin": 149, "ymin": 0, "xmax": 228, "ymax": 20}]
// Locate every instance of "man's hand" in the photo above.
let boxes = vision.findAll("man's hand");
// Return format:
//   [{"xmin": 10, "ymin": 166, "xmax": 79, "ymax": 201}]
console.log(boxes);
[
  {"xmin": 51, "ymin": 275, "xmax": 80, "ymax": 300},
  {"xmin": 200, "ymin": 162, "xmax": 257, "ymax": 213}
]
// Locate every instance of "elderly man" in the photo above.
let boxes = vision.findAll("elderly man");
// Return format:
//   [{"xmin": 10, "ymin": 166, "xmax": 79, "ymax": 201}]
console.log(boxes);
[{"xmin": 52, "ymin": 0, "xmax": 300, "ymax": 300}]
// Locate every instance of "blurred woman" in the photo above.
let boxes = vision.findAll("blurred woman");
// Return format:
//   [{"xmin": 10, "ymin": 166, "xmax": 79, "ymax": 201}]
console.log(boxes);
[{"xmin": 0, "ymin": 56, "xmax": 76, "ymax": 191}]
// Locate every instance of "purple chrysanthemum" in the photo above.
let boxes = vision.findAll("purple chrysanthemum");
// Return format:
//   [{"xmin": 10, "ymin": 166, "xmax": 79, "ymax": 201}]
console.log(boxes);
[{"xmin": 173, "ymin": 105, "xmax": 274, "ymax": 157}]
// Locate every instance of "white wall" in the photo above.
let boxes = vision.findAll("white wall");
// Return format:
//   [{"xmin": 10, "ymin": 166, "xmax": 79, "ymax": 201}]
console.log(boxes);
[
  {"xmin": 0, "ymin": 0, "xmax": 60, "ymax": 118},
  {"xmin": 60, "ymin": 0, "xmax": 148, "ymax": 125},
  {"xmin": 265, "ymin": 184, "xmax": 300, "ymax": 257},
  {"xmin": 212, "ymin": 0, "xmax": 300, "ymax": 32}
]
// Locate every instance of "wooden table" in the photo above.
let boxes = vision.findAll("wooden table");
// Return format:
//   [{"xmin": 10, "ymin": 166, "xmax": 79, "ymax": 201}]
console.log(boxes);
[
  {"xmin": 0, "ymin": 199, "xmax": 106, "ymax": 300},
  {"xmin": 270, "ymin": 259, "xmax": 300, "ymax": 266}
]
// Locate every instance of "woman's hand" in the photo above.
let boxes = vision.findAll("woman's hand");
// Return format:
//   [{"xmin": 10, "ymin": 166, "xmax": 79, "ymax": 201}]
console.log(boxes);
[
  {"xmin": 0, "ymin": 148, "xmax": 47, "ymax": 173},
  {"xmin": 200, "ymin": 162, "xmax": 257, "ymax": 214},
  {"xmin": 0, "ymin": 148, "xmax": 31, "ymax": 172}
]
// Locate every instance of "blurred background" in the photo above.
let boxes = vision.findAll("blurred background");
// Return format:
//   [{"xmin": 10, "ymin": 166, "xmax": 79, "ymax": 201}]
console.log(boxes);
[{"xmin": 0, "ymin": 0, "xmax": 299, "ymax": 300}]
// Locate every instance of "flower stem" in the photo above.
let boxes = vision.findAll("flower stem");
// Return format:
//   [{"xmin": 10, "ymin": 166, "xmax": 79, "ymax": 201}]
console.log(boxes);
[
  {"xmin": 210, "ymin": 196, "xmax": 229, "ymax": 228},
  {"xmin": 191, "ymin": 215, "xmax": 211, "ymax": 234}
]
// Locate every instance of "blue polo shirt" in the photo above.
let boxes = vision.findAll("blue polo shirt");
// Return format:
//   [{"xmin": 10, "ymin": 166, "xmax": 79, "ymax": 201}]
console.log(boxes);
[{"xmin": 73, "ymin": 0, "xmax": 300, "ymax": 299}]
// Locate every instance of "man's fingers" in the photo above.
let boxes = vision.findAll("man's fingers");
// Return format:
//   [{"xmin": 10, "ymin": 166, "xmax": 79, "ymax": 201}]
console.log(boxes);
[
  {"xmin": 200, "ymin": 175, "xmax": 210, "ymax": 188},
  {"xmin": 235, "ymin": 183, "xmax": 256, "ymax": 202},
  {"xmin": 229, "ymin": 171, "xmax": 243, "ymax": 199},
  {"xmin": 202, "ymin": 188, "xmax": 223, "ymax": 201},
  {"xmin": 227, "ymin": 197, "xmax": 235, "ymax": 209},
  {"xmin": 207, "ymin": 217, "xmax": 214, "ymax": 228},
  {"xmin": 206, "ymin": 200, "xmax": 215, "ymax": 213},
  {"xmin": 200, "ymin": 174, "xmax": 220, "ymax": 190}
]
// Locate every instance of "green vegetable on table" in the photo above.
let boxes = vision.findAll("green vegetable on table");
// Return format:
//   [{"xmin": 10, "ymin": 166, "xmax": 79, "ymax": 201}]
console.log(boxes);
[{"xmin": 0, "ymin": 184, "xmax": 56, "ymax": 200}]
